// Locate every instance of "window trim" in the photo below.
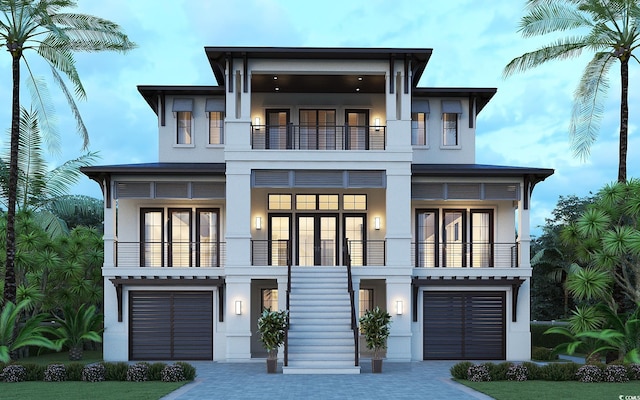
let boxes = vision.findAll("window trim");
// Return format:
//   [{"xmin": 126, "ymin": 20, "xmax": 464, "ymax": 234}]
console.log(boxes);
[
  {"xmin": 441, "ymin": 112, "xmax": 459, "ymax": 148},
  {"xmin": 411, "ymin": 111, "xmax": 428, "ymax": 147},
  {"xmin": 207, "ymin": 111, "xmax": 224, "ymax": 146},
  {"xmin": 176, "ymin": 111, "xmax": 194, "ymax": 147}
]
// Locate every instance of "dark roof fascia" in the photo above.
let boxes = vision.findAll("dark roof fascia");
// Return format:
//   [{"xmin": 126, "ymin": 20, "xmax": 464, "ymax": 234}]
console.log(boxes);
[
  {"xmin": 412, "ymin": 164, "xmax": 554, "ymax": 183},
  {"xmin": 413, "ymin": 87, "xmax": 497, "ymax": 114},
  {"xmin": 137, "ymin": 86, "xmax": 225, "ymax": 114},
  {"xmin": 205, "ymin": 46, "xmax": 433, "ymax": 88},
  {"xmin": 80, "ymin": 162, "xmax": 226, "ymax": 180}
]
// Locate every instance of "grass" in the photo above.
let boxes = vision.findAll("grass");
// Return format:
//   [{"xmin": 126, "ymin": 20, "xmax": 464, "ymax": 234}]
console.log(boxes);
[
  {"xmin": 1, "ymin": 351, "xmax": 189, "ymax": 400},
  {"xmin": 458, "ymin": 379, "xmax": 640, "ymax": 400},
  {"xmin": 0, "ymin": 381, "xmax": 187, "ymax": 400}
]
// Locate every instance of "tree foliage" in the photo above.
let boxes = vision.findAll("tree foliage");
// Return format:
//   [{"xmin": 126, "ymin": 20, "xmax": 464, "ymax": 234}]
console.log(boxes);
[{"xmin": 504, "ymin": 0, "xmax": 640, "ymax": 182}]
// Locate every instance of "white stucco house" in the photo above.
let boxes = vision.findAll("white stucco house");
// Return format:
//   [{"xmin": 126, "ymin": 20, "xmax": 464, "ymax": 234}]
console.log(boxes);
[{"xmin": 82, "ymin": 46, "xmax": 553, "ymax": 373}]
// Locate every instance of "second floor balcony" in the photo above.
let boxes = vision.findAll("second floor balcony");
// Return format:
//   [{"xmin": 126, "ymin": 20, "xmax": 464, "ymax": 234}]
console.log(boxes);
[{"xmin": 251, "ymin": 124, "xmax": 386, "ymax": 150}]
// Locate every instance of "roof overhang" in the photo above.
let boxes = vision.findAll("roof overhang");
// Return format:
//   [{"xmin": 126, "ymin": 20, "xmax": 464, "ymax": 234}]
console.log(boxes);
[
  {"xmin": 137, "ymin": 86, "xmax": 225, "ymax": 115},
  {"xmin": 413, "ymin": 87, "xmax": 497, "ymax": 115}
]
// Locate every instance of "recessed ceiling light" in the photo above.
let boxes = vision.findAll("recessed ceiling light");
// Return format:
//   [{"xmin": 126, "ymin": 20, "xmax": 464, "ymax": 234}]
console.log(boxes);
[
  {"xmin": 356, "ymin": 87, "xmax": 360, "ymax": 92},
  {"xmin": 275, "ymin": 87, "xmax": 280, "ymax": 91},
  {"xmin": 358, "ymin": 76, "xmax": 363, "ymax": 81},
  {"xmin": 273, "ymin": 76, "xmax": 278, "ymax": 80}
]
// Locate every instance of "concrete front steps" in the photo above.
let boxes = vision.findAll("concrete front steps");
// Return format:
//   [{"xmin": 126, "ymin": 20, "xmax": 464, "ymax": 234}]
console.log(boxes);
[{"xmin": 283, "ymin": 267, "xmax": 360, "ymax": 374}]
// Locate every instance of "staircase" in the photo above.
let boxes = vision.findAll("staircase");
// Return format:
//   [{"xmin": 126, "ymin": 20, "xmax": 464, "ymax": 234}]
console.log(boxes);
[{"xmin": 283, "ymin": 266, "xmax": 360, "ymax": 374}]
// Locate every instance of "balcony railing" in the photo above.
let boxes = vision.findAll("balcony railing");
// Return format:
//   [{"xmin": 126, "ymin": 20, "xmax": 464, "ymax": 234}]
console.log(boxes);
[
  {"xmin": 251, "ymin": 124, "xmax": 386, "ymax": 150},
  {"xmin": 411, "ymin": 242, "xmax": 518, "ymax": 268},
  {"xmin": 114, "ymin": 241, "xmax": 226, "ymax": 268},
  {"xmin": 250, "ymin": 239, "xmax": 385, "ymax": 266}
]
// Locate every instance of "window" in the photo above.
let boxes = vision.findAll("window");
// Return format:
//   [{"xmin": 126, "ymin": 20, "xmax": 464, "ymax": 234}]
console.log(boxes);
[
  {"xmin": 411, "ymin": 112, "xmax": 427, "ymax": 145},
  {"xmin": 208, "ymin": 111, "xmax": 224, "ymax": 144},
  {"xmin": 296, "ymin": 194, "xmax": 317, "ymax": 210},
  {"xmin": 359, "ymin": 289, "xmax": 374, "ymax": 319},
  {"xmin": 343, "ymin": 194, "xmax": 367, "ymax": 210},
  {"xmin": 268, "ymin": 194, "xmax": 292, "ymax": 210},
  {"xmin": 261, "ymin": 289, "xmax": 279, "ymax": 312},
  {"xmin": 177, "ymin": 111, "xmax": 193, "ymax": 144},
  {"xmin": 141, "ymin": 209, "xmax": 164, "ymax": 267},
  {"xmin": 318, "ymin": 195, "xmax": 339, "ymax": 210},
  {"xmin": 443, "ymin": 113, "xmax": 458, "ymax": 146}
]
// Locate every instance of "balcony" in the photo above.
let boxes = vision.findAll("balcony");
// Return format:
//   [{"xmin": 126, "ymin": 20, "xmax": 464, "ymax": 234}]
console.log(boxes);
[
  {"xmin": 411, "ymin": 242, "xmax": 518, "ymax": 268},
  {"xmin": 251, "ymin": 239, "xmax": 386, "ymax": 266},
  {"xmin": 251, "ymin": 124, "xmax": 386, "ymax": 150},
  {"xmin": 114, "ymin": 241, "xmax": 226, "ymax": 268}
]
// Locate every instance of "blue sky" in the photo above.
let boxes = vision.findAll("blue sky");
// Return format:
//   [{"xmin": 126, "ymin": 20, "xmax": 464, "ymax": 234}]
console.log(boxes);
[{"xmin": 0, "ymin": 0, "xmax": 637, "ymax": 235}]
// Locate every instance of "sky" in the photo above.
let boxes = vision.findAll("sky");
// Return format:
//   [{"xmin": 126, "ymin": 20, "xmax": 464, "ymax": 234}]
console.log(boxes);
[{"xmin": 0, "ymin": 0, "xmax": 638, "ymax": 236}]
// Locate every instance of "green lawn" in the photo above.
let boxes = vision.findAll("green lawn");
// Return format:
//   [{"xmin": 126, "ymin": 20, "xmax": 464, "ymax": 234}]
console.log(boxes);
[
  {"xmin": 459, "ymin": 379, "xmax": 640, "ymax": 400},
  {"xmin": 0, "ymin": 381, "xmax": 187, "ymax": 400},
  {"xmin": 2, "ymin": 351, "xmax": 189, "ymax": 400}
]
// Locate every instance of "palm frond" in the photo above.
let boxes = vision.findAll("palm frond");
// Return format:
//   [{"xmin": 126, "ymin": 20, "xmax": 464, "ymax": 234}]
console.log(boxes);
[
  {"xmin": 520, "ymin": 1, "xmax": 593, "ymax": 37},
  {"xmin": 503, "ymin": 36, "xmax": 589, "ymax": 77},
  {"xmin": 24, "ymin": 74, "xmax": 61, "ymax": 154},
  {"xmin": 41, "ymin": 151, "xmax": 99, "ymax": 199}
]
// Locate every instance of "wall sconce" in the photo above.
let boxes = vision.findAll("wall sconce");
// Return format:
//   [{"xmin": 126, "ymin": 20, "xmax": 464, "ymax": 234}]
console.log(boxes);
[
  {"xmin": 396, "ymin": 300, "xmax": 403, "ymax": 315},
  {"xmin": 254, "ymin": 117, "xmax": 261, "ymax": 130},
  {"xmin": 374, "ymin": 217, "xmax": 381, "ymax": 230},
  {"xmin": 374, "ymin": 118, "xmax": 380, "ymax": 131},
  {"xmin": 255, "ymin": 217, "xmax": 262, "ymax": 230},
  {"xmin": 235, "ymin": 300, "xmax": 242, "ymax": 315}
]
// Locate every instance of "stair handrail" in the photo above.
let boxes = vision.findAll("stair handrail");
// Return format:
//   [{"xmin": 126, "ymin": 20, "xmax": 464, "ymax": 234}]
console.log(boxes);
[
  {"xmin": 344, "ymin": 237, "xmax": 359, "ymax": 367},
  {"xmin": 284, "ymin": 239, "xmax": 291, "ymax": 367}
]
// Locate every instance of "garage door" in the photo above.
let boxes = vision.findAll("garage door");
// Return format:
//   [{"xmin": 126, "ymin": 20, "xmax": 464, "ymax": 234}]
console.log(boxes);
[
  {"xmin": 423, "ymin": 291, "xmax": 505, "ymax": 360},
  {"xmin": 130, "ymin": 291, "xmax": 213, "ymax": 360}
]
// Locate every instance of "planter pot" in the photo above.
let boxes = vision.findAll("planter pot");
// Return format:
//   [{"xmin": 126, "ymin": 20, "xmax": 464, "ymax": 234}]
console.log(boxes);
[
  {"xmin": 266, "ymin": 358, "xmax": 277, "ymax": 373},
  {"xmin": 371, "ymin": 358, "xmax": 383, "ymax": 373}
]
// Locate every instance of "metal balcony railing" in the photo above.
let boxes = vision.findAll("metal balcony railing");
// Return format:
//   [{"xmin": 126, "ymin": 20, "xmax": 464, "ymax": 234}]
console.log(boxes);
[
  {"xmin": 250, "ymin": 239, "xmax": 386, "ymax": 266},
  {"xmin": 114, "ymin": 241, "xmax": 226, "ymax": 268},
  {"xmin": 250, "ymin": 124, "xmax": 386, "ymax": 150},
  {"xmin": 411, "ymin": 242, "xmax": 518, "ymax": 268}
]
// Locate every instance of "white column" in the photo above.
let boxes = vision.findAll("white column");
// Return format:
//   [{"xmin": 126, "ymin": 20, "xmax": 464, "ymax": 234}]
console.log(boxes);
[
  {"xmin": 386, "ymin": 277, "xmax": 412, "ymax": 361},
  {"xmin": 225, "ymin": 165, "xmax": 251, "ymax": 267},
  {"xmin": 226, "ymin": 276, "xmax": 252, "ymax": 361},
  {"xmin": 385, "ymin": 167, "xmax": 412, "ymax": 267}
]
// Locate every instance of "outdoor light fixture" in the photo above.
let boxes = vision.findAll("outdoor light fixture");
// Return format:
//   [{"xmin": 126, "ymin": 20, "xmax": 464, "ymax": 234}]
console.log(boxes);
[
  {"xmin": 374, "ymin": 217, "xmax": 381, "ymax": 230},
  {"xmin": 255, "ymin": 217, "xmax": 262, "ymax": 230},
  {"xmin": 235, "ymin": 300, "xmax": 242, "ymax": 315},
  {"xmin": 396, "ymin": 300, "xmax": 403, "ymax": 315},
  {"xmin": 254, "ymin": 117, "xmax": 261, "ymax": 129},
  {"xmin": 375, "ymin": 118, "xmax": 380, "ymax": 131}
]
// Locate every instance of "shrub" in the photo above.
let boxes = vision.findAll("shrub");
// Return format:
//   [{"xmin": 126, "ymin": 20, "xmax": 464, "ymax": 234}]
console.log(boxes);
[
  {"xmin": 467, "ymin": 364, "xmax": 491, "ymax": 382},
  {"xmin": 82, "ymin": 364, "xmax": 105, "ymax": 382},
  {"xmin": 127, "ymin": 362, "xmax": 149, "ymax": 382},
  {"xmin": 486, "ymin": 362, "xmax": 511, "ymax": 381},
  {"xmin": 576, "ymin": 364, "xmax": 603, "ymax": 383},
  {"xmin": 2, "ymin": 365, "xmax": 27, "ymax": 382},
  {"xmin": 531, "ymin": 346, "xmax": 558, "ymax": 361},
  {"xmin": 629, "ymin": 364, "xmax": 640, "ymax": 380},
  {"xmin": 21, "ymin": 363, "xmax": 45, "ymax": 381},
  {"xmin": 450, "ymin": 361, "xmax": 474, "ymax": 380},
  {"xmin": 148, "ymin": 362, "xmax": 167, "ymax": 381},
  {"xmin": 176, "ymin": 362, "xmax": 196, "ymax": 381},
  {"xmin": 506, "ymin": 363, "xmax": 528, "ymax": 381},
  {"xmin": 161, "ymin": 364, "xmax": 186, "ymax": 382},
  {"xmin": 66, "ymin": 363, "xmax": 84, "ymax": 381},
  {"xmin": 603, "ymin": 364, "xmax": 628, "ymax": 383},
  {"xmin": 541, "ymin": 362, "xmax": 580, "ymax": 381},
  {"xmin": 522, "ymin": 362, "xmax": 542, "ymax": 380},
  {"xmin": 44, "ymin": 364, "xmax": 66, "ymax": 382},
  {"xmin": 103, "ymin": 362, "xmax": 128, "ymax": 381}
]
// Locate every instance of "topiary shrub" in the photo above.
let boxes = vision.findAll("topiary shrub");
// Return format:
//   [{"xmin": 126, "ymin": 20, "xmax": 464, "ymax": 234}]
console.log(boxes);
[
  {"xmin": 103, "ymin": 362, "xmax": 128, "ymax": 381},
  {"xmin": 541, "ymin": 362, "xmax": 580, "ymax": 381},
  {"xmin": 82, "ymin": 364, "xmax": 106, "ymax": 382},
  {"xmin": 629, "ymin": 364, "xmax": 640, "ymax": 380},
  {"xmin": 467, "ymin": 364, "xmax": 491, "ymax": 382},
  {"xmin": 176, "ymin": 362, "xmax": 196, "ymax": 381},
  {"xmin": 576, "ymin": 364, "xmax": 603, "ymax": 383},
  {"xmin": 21, "ymin": 363, "xmax": 45, "ymax": 381},
  {"xmin": 127, "ymin": 362, "xmax": 149, "ymax": 382},
  {"xmin": 161, "ymin": 364, "xmax": 186, "ymax": 382},
  {"xmin": 450, "ymin": 361, "xmax": 474, "ymax": 380},
  {"xmin": 44, "ymin": 364, "xmax": 66, "ymax": 382},
  {"xmin": 2, "ymin": 365, "xmax": 27, "ymax": 382},
  {"xmin": 486, "ymin": 362, "xmax": 511, "ymax": 381},
  {"xmin": 603, "ymin": 364, "xmax": 628, "ymax": 382},
  {"xmin": 148, "ymin": 362, "xmax": 167, "ymax": 381},
  {"xmin": 66, "ymin": 363, "xmax": 84, "ymax": 381},
  {"xmin": 531, "ymin": 346, "xmax": 558, "ymax": 361},
  {"xmin": 506, "ymin": 363, "xmax": 528, "ymax": 381}
]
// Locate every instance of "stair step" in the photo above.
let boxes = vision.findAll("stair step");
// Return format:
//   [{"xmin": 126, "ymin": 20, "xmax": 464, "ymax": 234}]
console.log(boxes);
[
  {"xmin": 288, "ymin": 330, "xmax": 353, "ymax": 339},
  {"xmin": 285, "ymin": 360, "xmax": 357, "ymax": 368},
  {"xmin": 287, "ymin": 337, "xmax": 353, "ymax": 346}
]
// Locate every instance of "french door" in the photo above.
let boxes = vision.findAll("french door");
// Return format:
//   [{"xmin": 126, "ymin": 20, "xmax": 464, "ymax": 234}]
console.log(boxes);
[
  {"xmin": 443, "ymin": 210, "xmax": 465, "ymax": 267},
  {"xmin": 296, "ymin": 214, "xmax": 338, "ymax": 266},
  {"xmin": 299, "ymin": 109, "xmax": 336, "ymax": 149},
  {"xmin": 345, "ymin": 110, "xmax": 369, "ymax": 150},
  {"xmin": 416, "ymin": 209, "xmax": 438, "ymax": 267},
  {"xmin": 269, "ymin": 214, "xmax": 291, "ymax": 266},
  {"xmin": 344, "ymin": 214, "xmax": 366, "ymax": 266},
  {"xmin": 266, "ymin": 109, "xmax": 289, "ymax": 149}
]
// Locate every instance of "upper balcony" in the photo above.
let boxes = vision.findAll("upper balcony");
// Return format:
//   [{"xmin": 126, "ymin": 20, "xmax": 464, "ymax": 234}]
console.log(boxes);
[{"xmin": 250, "ymin": 124, "xmax": 386, "ymax": 150}]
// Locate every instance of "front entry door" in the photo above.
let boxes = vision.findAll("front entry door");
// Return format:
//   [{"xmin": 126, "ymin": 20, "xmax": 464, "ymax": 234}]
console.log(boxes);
[{"xmin": 297, "ymin": 215, "xmax": 337, "ymax": 266}]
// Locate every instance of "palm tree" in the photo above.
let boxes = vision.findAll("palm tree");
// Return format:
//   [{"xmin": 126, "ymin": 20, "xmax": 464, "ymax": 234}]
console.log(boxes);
[
  {"xmin": 0, "ymin": 0, "xmax": 135, "ymax": 303},
  {"xmin": 504, "ymin": 0, "xmax": 640, "ymax": 183}
]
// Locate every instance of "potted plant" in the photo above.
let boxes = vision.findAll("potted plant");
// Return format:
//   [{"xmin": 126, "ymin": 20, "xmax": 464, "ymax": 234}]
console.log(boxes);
[
  {"xmin": 359, "ymin": 306, "xmax": 391, "ymax": 373},
  {"xmin": 257, "ymin": 309, "xmax": 288, "ymax": 373},
  {"xmin": 51, "ymin": 303, "xmax": 103, "ymax": 360}
]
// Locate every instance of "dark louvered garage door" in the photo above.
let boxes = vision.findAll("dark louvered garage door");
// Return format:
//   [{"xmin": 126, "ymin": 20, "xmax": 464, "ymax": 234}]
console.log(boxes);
[
  {"xmin": 130, "ymin": 291, "xmax": 213, "ymax": 360},
  {"xmin": 423, "ymin": 291, "xmax": 505, "ymax": 360}
]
